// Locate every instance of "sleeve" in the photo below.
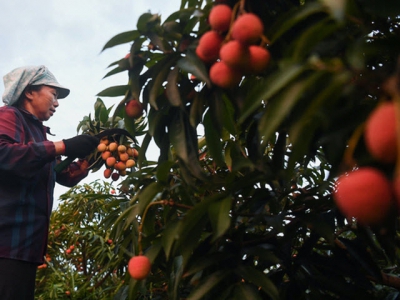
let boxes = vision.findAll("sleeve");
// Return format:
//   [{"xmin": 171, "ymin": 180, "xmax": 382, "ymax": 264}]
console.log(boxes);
[
  {"xmin": 56, "ymin": 159, "xmax": 89, "ymax": 187},
  {"xmin": 0, "ymin": 108, "xmax": 56, "ymax": 178}
]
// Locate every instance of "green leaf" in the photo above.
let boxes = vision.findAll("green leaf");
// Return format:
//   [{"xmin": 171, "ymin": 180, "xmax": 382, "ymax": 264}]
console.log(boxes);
[
  {"xmin": 102, "ymin": 65, "xmax": 124, "ymax": 79},
  {"xmin": 148, "ymin": 53, "xmax": 180, "ymax": 110},
  {"xmin": 236, "ymin": 265, "xmax": 279, "ymax": 300},
  {"xmin": 164, "ymin": 8, "xmax": 197, "ymax": 23},
  {"xmin": 184, "ymin": 252, "xmax": 234, "ymax": 277},
  {"xmin": 208, "ymin": 196, "xmax": 232, "ymax": 241},
  {"xmin": 174, "ymin": 193, "xmax": 228, "ymax": 253},
  {"xmin": 177, "ymin": 50, "xmax": 211, "ymax": 87},
  {"xmin": 166, "ymin": 67, "xmax": 182, "ymax": 107},
  {"xmin": 137, "ymin": 13, "xmax": 161, "ymax": 33},
  {"xmin": 102, "ymin": 30, "xmax": 140, "ymax": 51},
  {"xmin": 204, "ymin": 109, "xmax": 224, "ymax": 167},
  {"xmin": 269, "ymin": 2, "xmax": 325, "ymax": 43},
  {"xmin": 292, "ymin": 18, "xmax": 339, "ymax": 61},
  {"xmin": 221, "ymin": 95, "xmax": 237, "ymax": 136},
  {"xmin": 169, "ymin": 110, "xmax": 206, "ymax": 180},
  {"xmin": 187, "ymin": 270, "xmax": 229, "ymax": 300},
  {"xmin": 94, "ymin": 98, "xmax": 106, "ymax": 121},
  {"xmin": 233, "ymin": 283, "xmax": 263, "ymax": 300},
  {"xmin": 161, "ymin": 219, "xmax": 180, "ymax": 260},
  {"xmin": 287, "ymin": 71, "xmax": 350, "ymax": 170},
  {"xmin": 239, "ymin": 63, "xmax": 306, "ymax": 124},
  {"xmin": 129, "ymin": 58, "xmax": 146, "ymax": 101},
  {"xmin": 97, "ymin": 85, "xmax": 130, "ymax": 97},
  {"xmin": 258, "ymin": 69, "xmax": 326, "ymax": 146},
  {"xmin": 147, "ymin": 32, "xmax": 173, "ymax": 53},
  {"xmin": 189, "ymin": 90, "xmax": 205, "ymax": 127},
  {"xmin": 156, "ymin": 160, "xmax": 175, "ymax": 184},
  {"xmin": 137, "ymin": 182, "xmax": 164, "ymax": 216}
]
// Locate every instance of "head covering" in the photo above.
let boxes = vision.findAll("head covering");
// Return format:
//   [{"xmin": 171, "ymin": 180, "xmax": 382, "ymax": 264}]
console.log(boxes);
[{"xmin": 2, "ymin": 65, "xmax": 70, "ymax": 106}]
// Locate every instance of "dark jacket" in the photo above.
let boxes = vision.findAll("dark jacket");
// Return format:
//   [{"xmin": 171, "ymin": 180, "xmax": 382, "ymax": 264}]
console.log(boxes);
[{"xmin": 0, "ymin": 106, "xmax": 85, "ymax": 264}]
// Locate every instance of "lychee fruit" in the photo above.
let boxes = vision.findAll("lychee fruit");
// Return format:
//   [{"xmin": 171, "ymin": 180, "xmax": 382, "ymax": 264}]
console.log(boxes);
[
  {"xmin": 196, "ymin": 31, "xmax": 224, "ymax": 63},
  {"xmin": 209, "ymin": 4, "xmax": 232, "ymax": 33},
  {"xmin": 231, "ymin": 13, "xmax": 264, "ymax": 45},
  {"xmin": 209, "ymin": 61, "xmax": 242, "ymax": 89},
  {"xmin": 219, "ymin": 40, "xmax": 249, "ymax": 70},
  {"xmin": 333, "ymin": 167, "xmax": 393, "ymax": 225},
  {"xmin": 111, "ymin": 172, "xmax": 120, "ymax": 181},
  {"xmin": 106, "ymin": 157, "xmax": 116, "ymax": 168},
  {"xmin": 128, "ymin": 255, "xmax": 151, "ymax": 280},
  {"xmin": 364, "ymin": 101, "xmax": 397, "ymax": 164},
  {"xmin": 247, "ymin": 45, "xmax": 271, "ymax": 74},
  {"xmin": 97, "ymin": 143, "xmax": 107, "ymax": 152},
  {"xmin": 104, "ymin": 168, "xmax": 112, "ymax": 179},
  {"xmin": 125, "ymin": 99, "xmax": 144, "ymax": 119},
  {"xmin": 108, "ymin": 142, "xmax": 118, "ymax": 152},
  {"xmin": 126, "ymin": 159, "xmax": 136, "ymax": 168}
]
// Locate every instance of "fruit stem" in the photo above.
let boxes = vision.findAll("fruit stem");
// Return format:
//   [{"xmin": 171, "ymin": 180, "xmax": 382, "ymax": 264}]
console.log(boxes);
[
  {"xmin": 260, "ymin": 34, "xmax": 271, "ymax": 47},
  {"xmin": 342, "ymin": 122, "xmax": 363, "ymax": 171},
  {"xmin": 239, "ymin": 0, "xmax": 245, "ymax": 14},
  {"xmin": 224, "ymin": 2, "xmax": 241, "ymax": 43}
]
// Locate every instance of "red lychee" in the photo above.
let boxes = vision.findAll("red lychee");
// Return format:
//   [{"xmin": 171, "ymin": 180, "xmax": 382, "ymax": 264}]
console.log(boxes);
[
  {"xmin": 128, "ymin": 255, "xmax": 151, "ymax": 280},
  {"xmin": 209, "ymin": 4, "xmax": 232, "ymax": 33},
  {"xmin": 333, "ymin": 167, "xmax": 393, "ymax": 225},
  {"xmin": 125, "ymin": 99, "xmax": 144, "ymax": 119},
  {"xmin": 219, "ymin": 40, "xmax": 249, "ymax": 70},
  {"xmin": 196, "ymin": 31, "xmax": 224, "ymax": 63},
  {"xmin": 209, "ymin": 61, "xmax": 242, "ymax": 89},
  {"xmin": 231, "ymin": 13, "xmax": 264, "ymax": 45},
  {"xmin": 364, "ymin": 101, "xmax": 397, "ymax": 164},
  {"xmin": 247, "ymin": 45, "xmax": 271, "ymax": 74}
]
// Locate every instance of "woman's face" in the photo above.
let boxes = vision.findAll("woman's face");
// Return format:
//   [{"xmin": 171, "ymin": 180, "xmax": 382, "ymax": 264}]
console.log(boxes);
[{"xmin": 24, "ymin": 85, "xmax": 59, "ymax": 121}]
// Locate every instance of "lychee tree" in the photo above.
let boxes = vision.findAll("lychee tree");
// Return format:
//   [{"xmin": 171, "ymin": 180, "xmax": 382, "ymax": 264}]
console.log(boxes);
[
  {"xmin": 37, "ymin": 0, "xmax": 400, "ymax": 299},
  {"xmin": 35, "ymin": 181, "xmax": 129, "ymax": 300}
]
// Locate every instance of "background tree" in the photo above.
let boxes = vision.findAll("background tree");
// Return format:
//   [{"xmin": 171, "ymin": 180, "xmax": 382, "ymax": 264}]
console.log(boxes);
[{"xmin": 36, "ymin": 0, "xmax": 400, "ymax": 299}]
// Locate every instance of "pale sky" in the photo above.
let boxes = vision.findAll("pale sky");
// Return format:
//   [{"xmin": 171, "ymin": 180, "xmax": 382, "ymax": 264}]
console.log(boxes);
[{"xmin": 0, "ymin": 0, "xmax": 178, "ymax": 206}]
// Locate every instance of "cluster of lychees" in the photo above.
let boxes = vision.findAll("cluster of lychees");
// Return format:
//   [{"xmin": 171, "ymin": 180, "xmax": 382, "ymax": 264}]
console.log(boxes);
[
  {"xmin": 97, "ymin": 138, "xmax": 138, "ymax": 181},
  {"xmin": 333, "ymin": 101, "xmax": 400, "ymax": 225},
  {"xmin": 196, "ymin": 4, "xmax": 270, "ymax": 88}
]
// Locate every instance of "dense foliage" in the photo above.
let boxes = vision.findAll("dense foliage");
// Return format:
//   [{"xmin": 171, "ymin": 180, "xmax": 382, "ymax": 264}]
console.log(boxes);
[{"xmin": 36, "ymin": 0, "xmax": 400, "ymax": 299}]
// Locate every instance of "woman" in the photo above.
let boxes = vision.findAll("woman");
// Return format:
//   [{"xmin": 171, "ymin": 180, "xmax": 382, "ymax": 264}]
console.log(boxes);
[{"xmin": 0, "ymin": 65, "xmax": 99, "ymax": 299}]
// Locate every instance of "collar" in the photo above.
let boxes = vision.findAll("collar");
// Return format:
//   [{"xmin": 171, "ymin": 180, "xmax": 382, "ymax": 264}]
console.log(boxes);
[{"xmin": 17, "ymin": 107, "xmax": 55, "ymax": 136}]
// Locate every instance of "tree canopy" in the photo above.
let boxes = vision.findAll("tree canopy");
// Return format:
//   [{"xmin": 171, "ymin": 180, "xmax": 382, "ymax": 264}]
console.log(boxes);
[{"xmin": 36, "ymin": 0, "xmax": 400, "ymax": 299}]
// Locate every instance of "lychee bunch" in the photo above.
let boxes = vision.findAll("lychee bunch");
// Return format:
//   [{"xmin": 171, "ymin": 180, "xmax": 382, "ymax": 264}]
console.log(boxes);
[
  {"xmin": 332, "ymin": 165, "xmax": 400, "ymax": 225},
  {"xmin": 196, "ymin": 4, "xmax": 271, "ymax": 89},
  {"xmin": 332, "ymin": 100, "xmax": 400, "ymax": 225},
  {"xmin": 97, "ymin": 138, "xmax": 138, "ymax": 181}
]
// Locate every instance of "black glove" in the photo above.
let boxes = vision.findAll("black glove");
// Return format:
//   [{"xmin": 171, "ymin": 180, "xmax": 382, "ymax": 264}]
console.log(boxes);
[{"xmin": 63, "ymin": 135, "xmax": 100, "ymax": 158}]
